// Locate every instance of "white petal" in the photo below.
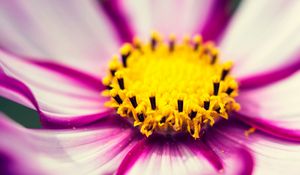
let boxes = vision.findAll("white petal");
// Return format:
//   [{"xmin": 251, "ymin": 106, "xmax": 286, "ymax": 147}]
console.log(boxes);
[
  {"xmin": 0, "ymin": 0, "xmax": 119, "ymax": 77},
  {"xmin": 0, "ymin": 114, "xmax": 139, "ymax": 175},
  {"xmin": 213, "ymin": 122, "xmax": 300, "ymax": 175},
  {"xmin": 119, "ymin": 0, "xmax": 214, "ymax": 39},
  {"xmin": 237, "ymin": 71, "xmax": 300, "ymax": 132},
  {"xmin": 0, "ymin": 50, "xmax": 112, "ymax": 126},
  {"xmin": 220, "ymin": 0, "xmax": 300, "ymax": 78}
]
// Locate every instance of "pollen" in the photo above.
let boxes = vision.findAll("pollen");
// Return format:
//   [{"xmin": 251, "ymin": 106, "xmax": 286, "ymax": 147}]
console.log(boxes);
[{"xmin": 102, "ymin": 32, "xmax": 240, "ymax": 139}]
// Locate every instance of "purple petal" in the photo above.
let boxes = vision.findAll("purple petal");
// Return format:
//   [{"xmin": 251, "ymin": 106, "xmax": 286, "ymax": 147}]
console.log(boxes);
[
  {"xmin": 97, "ymin": 0, "xmax": 134, "ymax": 43},
  {"xmin": 236, "ymin": 71, "xmax": 300, "ymax": 141},
  {"xmin": 0, "ymin": 50, "xmax": 114, "ymax": 127},
  {"xmin": 185, "ymin": 139, "xmax": 223, "ymax": 172},
  {"xmin": 116, "ymin": 133, "xmax": 253, "ymax": 175},
  {"xmin": 220, "ymin": 0, "xmax": 300, "ymax": 79},
  {"xmin": 0, "ymin": 0, "xmax": 119, "ymax": 77},
  {"xmin": 239, "ymin": 57, "xmax": 300, "ymax": 90},
  {"xmin": 118, "ymin": 0, "xmax": 215, "ymax": 40},
  {"xmin": 0, "ymin": 113, "xmax": 141, "ymax": 175},
  {"xmin": 200, "ymin": 0, "xmax": 241, "ymax": 42},
  {"xmin": 235, "ymin": 113, "xmax": 300, "ymax": 142}
]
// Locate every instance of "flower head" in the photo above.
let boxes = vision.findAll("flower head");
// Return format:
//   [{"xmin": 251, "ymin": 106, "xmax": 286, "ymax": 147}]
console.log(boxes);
[
  {"xmin": 1, "ymin": 0, "xmax": 300, "ymax": 175},
  {"xmin": 104, "ymin": 32, "xmax": 240, "ymax": 139}
]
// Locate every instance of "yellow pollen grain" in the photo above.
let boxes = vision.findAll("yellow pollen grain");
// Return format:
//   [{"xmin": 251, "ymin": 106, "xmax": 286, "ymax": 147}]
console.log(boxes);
[
  {"xmin": 245, "ymin": 127, "xmax": 256, "ymax": 137},
  {"xmin": 102, "ymin": 32, "xmax": 240, "ymax": 139}
]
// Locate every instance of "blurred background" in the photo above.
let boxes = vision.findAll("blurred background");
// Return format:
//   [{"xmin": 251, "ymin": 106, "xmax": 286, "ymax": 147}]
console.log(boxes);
[{"xmin": 0, "ymin": 97, "xmax": 41, "ymax": 128}]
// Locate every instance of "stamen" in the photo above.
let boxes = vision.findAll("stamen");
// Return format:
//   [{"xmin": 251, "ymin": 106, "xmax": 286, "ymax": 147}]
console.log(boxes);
[
  {"xmin": 120, "ymin": 44, "xmax": 131, "ymax": 67},
  {"xmin": 221, "ymin": 62, "xmax": 232, "ymax": 80},
  {"xmin": 213, "ymin": 78, "xmax": 220, "ymax": 96},
  {"xmin": 226, "ymin": 88, "xmax": 234, "ymax": 95},
  {"xmin": 160, "ymin": 116, "xmax": 167, "ymax": 124},
  {"xmin": 109, "ymin": 55, "xmax": 120, "ymax": 76},
  {"xmin": 204, "ymin": 101, "xmax": 210, "ymax": 110},
  {"xmin": 169, "ymin": 34, "xmax": 176, "ymax": 52},
  {"xmin": 193, "ymin": 35, "xmax": 202, "ymax": 51},
  {"xmin": 177, "ymin": 99, "xmax": 184, "ymax": 112},
  {"xmin": 102, "ymin": 77, "xmax": 112, "ymax": 90},
  {"xmin": 116, "ymin": 72, "xmax": 125, "ymax": 90},
  {"xmin": 103, "ymin": 32, "xmax": 239, "ymax": 139},
  {"xmin": 189, "ymin": 111, "xmax": 197, "ymax": 119},
  {"xmin": 149, "ymin": 96, "xmax": 156, "ymax": 110},
  {"xmin": 151, "ymin": 32, "xmax": 160, "ymax": 51},
  {"xmin": 112, "ymin": 93, "xmax": 123, "ymax": 105},
  {"xmin": 137, "ymin": 113, "xmax": 145, "ymax": 122},
  {"xmin": 133, "ymin": 37, "xmax": 142, "ymax": 51},
  {"xmin": 129, "ymin": 96, "xmax": 138, "ymax": 108},
  {"xmin": 211, "ymin": 49, "xmax": 218, "ymax": 65}
]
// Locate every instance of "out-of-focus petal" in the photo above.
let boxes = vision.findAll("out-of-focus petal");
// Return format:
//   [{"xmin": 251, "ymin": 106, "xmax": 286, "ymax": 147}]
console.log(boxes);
[
  {"xmin": 0, "ymin": 113, "xmax": 141, "ymax": 175},
  {"xmin": 201, "ymin": 0, "xmax": 242, "ymax": 42},
  {"xmin": 236, "ymin": 71, "xmax": 300, "ymax": 141},
  {"xmin": 119, "ymin": 0, "xmax": 214, "ymax": 40},
  {"xmin": 98, "ymin": 0, "xmax": 134, "ymax": 43},
  {"xmin": 211, "ymin": 120, "xmax": 300, "ymax": 175},
  {"xmin": 220, "ymin": 0, "xmax": 300, "ymax": 78},
  {"xmin": 239, "ymin": 57, "xmax": 300, "ymax": 90},
  {"xmin": 116, "ymin": 134, "xmax": 253, "ymax": 175},
  {"xmin": 0, "ymin": 50, "xmax": 114, "ymax": 127},
  {"xmin": 116, "ymin": 137, "xmax": 216, "ymax": 175},
  {"xmin": 0, "ymin": 0, "xmax": 119, "ymax": 77}
]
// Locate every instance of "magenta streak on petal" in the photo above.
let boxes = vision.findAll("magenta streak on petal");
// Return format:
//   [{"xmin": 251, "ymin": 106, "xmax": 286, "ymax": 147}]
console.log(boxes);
[
  {"xmin": 210, "ymin": 124, "xmax": 254, "ymax": 175},
  {"xmin": 200, "ymin": 0, "xmax": 242, "ymax": 43},
  {"xmin": 0, "ymin": 47, "xmax": 103, "ymax": 91},
  {"xmin": 235, "ymin": 112, "xmax": 300, "ymax": 142},
  {"xmin": 237, "ymin": 148, "xmax": 254, "ymax": 175},
  {"xmin": 116, "ymin": 138, "xmax": 148, "ymax": 175},
  {"xmin": 239, "ymin": 58, "xmax": 300, "ymax": 90},
  {"xmin": 186, "ymin": 139, "xmax": 223, "ymax": 172},
  {"xmin": 0, "ymin": 69, "xmax": 41, "ymax": 119},
  {"xmin": 31, "ymin": 61, "xmax": 103, "ymax": 91},
  {"xmin": 97, "ymin": 0, "xmax": 134, "ymax": 43},
  {"xmin": 0, "ymin": 70, "xmax": 115, "ymax": 128}
]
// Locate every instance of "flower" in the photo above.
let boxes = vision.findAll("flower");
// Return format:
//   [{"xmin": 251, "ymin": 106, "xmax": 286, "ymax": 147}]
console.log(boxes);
[{"xmin": 1, "ymin": 0, "xmax": 300, "ymax": 175}]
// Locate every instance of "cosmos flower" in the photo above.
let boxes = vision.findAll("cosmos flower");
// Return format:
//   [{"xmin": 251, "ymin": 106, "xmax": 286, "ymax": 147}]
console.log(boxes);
[{"xmin": 1, "ymin": 0, "xmax": 300, "ymax": 175}]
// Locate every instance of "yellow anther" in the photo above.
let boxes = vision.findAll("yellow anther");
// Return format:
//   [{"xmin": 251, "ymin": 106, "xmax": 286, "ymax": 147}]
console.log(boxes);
[
  {"xmin": 109, "ymin": 55, "xmax": 121, "ymax": 71},
  {"xmin": 133, "ymin": 37, "xmax": 141, "ymax": 47},
  {"xmin": 110, "ymin": 89, "xmax": 118, "ymax": 97},
  {"xmin": 103, "ymin": 32, "xmax": 239, "ymax": 139},
  {"xmin": 212, "ymin": 76, "xmax": 220, "ymax": 83},
  {"xmin": 201, "ymin": 94, "xmax": 210, "ymax": 102},
  {"xmin": 228, "ymin": 80, "xmax": 238, "ymax": 89},
  {"xmin": 120, "ymin": 43, "xmax": 132, "ymax": 55},
  {"xmin": 223, "ymin": 61, "xmax": 233, "ymax": 70},
  {"xmin": 193, "ymin": 34, "xmax": 202, "ymax": 44},
  {"xmin": 102, "ymin": 76, "xmax": 111, "ymax": 86},
  {"xmin": 126, "ymin": 91, "xmax": 134, "ymax": 98},
  {"xmin": 169, "ymin": 33, "xmax": 176, "ymax": 41},
  {"xmin": 151, "ymin": 31, "xmax": 160, "ymax": 40},
  {"xmin": 183, "ymin": 35, "xmax": 191, "ymax": 45},
  {"xmin": 115, "ymin": 70, "xmax": 124, "ymax": 79}
]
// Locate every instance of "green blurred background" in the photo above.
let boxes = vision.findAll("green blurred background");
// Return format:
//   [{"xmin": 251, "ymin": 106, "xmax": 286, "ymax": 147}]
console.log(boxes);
[{"xmin": 0, "ymin": 97, "xmax": 41, "ymax": 128}]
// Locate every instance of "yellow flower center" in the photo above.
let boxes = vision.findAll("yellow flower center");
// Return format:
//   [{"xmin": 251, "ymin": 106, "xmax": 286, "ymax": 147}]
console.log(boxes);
[{"xmin": 102, "ymin": 32, "xmax": 240, "ymax": 139}]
